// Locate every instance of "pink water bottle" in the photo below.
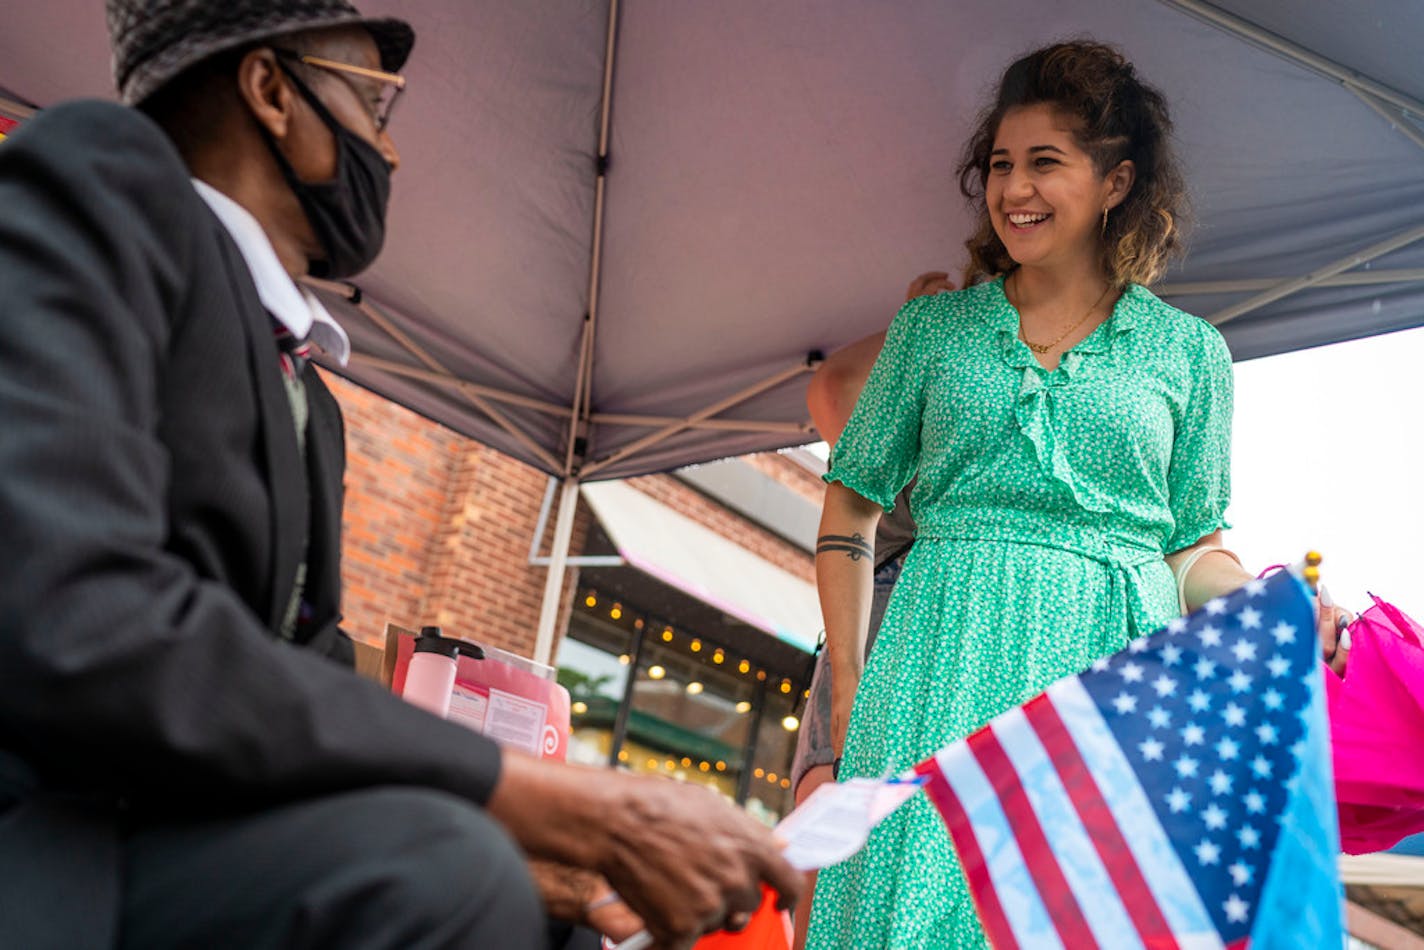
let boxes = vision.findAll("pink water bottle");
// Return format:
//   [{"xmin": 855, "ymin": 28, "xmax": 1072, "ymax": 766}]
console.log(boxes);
[{"xmin": 402, "ymin": 626, "xmax": 461, "ymax": 718}]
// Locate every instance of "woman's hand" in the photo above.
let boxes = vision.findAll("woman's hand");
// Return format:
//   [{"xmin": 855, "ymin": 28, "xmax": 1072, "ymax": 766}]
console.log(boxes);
[
  {"xmin": 1318, "ymin": 585, "xmax": 1354, "ymax": 676},
  {"xmin": 904, "ymin": 271, "xmax": 955, "ymax": 302}
]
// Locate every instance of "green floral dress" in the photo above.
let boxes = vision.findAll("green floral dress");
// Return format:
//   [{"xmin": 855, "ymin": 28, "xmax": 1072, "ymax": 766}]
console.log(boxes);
[{"xmin": 807, "ymin": 277, "xmax": 1233, "ymax": 949}]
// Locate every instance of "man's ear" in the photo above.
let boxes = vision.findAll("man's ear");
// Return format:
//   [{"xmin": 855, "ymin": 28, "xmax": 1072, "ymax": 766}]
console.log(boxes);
[
  {"xmin": 235, "ymin": 48, "xmax": 295, "ymax": 140},
  {"xmin": 1105, "ymin": 159, "xmax": 1136, "ymax": 211}
]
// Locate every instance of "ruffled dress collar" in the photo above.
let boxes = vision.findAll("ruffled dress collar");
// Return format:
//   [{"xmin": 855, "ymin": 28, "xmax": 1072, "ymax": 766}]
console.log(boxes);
[{"xmin": 980, "ymin": 275, "xmax": 1152, "ymax": 512}]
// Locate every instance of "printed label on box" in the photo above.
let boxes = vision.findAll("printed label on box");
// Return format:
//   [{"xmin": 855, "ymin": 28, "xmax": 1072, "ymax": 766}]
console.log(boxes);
[
  {"xmin": 484, "ymin": 689, "xmax": 547, "ymax": 755},
  {"xmin": 448, "ymin": 684, "xmax": 489, "ymax": 733}
]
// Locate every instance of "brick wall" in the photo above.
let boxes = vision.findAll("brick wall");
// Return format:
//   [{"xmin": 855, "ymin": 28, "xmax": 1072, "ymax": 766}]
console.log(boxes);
[
  {"xmin": 327, "ymin": 372, "xmax": 814, "ymax": 659},
  {"xmin": 327, "ymin": 371, "xmax": 461, "ymax": 648},
  {"xmin": 742, "ymin": 450, "xmax": 826, "ymax": 508}
]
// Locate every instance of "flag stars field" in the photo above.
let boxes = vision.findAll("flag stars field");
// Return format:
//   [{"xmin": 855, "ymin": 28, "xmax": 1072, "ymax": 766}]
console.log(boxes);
[
  {"xmin": 917, "ymin": 571, "xmax": 1337, "ymax": 946},
  {"xmin": 1195, "ymin": 838, "xmax": 1222, "ymax": 865}
]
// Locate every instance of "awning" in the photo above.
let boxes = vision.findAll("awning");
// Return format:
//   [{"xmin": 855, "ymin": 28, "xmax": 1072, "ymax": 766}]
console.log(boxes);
[{"xmin": 580, "ymin": 481, "xmax": 822, "ymax": 653}]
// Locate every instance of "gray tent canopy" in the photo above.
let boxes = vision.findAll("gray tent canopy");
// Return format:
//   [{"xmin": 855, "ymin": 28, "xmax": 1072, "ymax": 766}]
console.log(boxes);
[{"xmin": 4, "ymin": 0, "xmax": 1423, "ymax": 660}]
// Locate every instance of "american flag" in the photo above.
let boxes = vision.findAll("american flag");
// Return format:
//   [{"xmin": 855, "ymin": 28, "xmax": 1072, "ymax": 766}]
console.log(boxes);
[{"xmin": 915, "ymin": 569, "xmax": 1342, "ymax": 949}]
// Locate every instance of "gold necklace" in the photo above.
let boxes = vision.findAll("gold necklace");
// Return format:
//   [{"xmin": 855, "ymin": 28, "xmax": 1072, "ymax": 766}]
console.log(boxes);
[{"xmin": 1011, "ymin": 273, "xmax": 1112, "ymax": 355}]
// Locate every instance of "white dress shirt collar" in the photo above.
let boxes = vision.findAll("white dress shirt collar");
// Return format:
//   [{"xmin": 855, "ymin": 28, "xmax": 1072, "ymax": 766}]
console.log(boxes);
[{"xmin": 191, "ymin": 179, "xmax": 350, "ymax": 366}]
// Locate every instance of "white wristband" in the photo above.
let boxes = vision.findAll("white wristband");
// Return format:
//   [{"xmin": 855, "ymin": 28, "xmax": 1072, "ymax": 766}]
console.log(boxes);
[{"xmin": 1174, "ymin": 545, "xmax": 1242, "ymax": 615}]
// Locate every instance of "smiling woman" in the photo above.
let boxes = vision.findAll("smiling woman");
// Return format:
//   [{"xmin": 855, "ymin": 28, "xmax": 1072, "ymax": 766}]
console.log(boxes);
[{"xmin": 805, "ymin": 40, "xmax": 1301, "ymax": 950}]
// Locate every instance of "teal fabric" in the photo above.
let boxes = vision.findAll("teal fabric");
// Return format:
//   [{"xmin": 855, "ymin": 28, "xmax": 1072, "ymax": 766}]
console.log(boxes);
[{"xmin": 808, "ymin": 278, "xmax": 1234, "ymax": 948}]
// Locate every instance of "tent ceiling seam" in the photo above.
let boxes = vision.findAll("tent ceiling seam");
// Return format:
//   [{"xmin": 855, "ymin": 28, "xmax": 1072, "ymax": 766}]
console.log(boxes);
[
  {"xmin": 1158, "ymin": 269, "xmax": 1424, "ymax": 297},
  {"xmin": 302, "ymin": 279, "xmax": 562, "ymax": 470},
  {"xmin": 1209, "ymin": 223, "xmax": 1424, "ymax": 326},
  {"xmin": 1156, "ymin": 0, "xmax": 1424, "ymax": 120},
  {"xmin": 581, "ymin": 357, "xmax": 820, "ymax": 478},
  {"xmin": 346, "ymin": 352, "xmax": 573, "ymax": 417},
  {"xmin": 1350, "ymin": 88, "xmax": 1424, "ymax": 155},
  {"xmin": 589, "ymin": 412, "xmax": 812, "ymax": 435},
  {"xmin": 563, "ymin": 0, "xmax": 622, "ymax": 478}
]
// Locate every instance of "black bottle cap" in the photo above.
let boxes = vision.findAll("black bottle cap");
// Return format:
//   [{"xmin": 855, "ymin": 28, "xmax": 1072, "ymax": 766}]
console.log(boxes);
[{"xmin": 414, "ymin": 626, "xmax": 460, "ymax": 660}]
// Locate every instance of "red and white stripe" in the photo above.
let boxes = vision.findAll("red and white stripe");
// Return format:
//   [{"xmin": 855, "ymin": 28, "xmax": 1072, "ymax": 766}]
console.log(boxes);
[{"xmin": 917, "ymin": 678, "xmax": 1230, "ymax": 950}]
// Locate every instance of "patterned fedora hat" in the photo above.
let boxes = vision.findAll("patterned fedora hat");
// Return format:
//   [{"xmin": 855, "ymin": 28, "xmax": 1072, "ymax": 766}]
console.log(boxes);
[{"xmin": 108, "ymin": 0, "xmax": 415, "ymax": 105}]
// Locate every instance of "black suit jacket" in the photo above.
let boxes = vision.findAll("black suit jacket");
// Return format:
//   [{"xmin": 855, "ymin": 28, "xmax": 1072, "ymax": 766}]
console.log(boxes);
[{"xmin": 0, "ymin": 101, "xmax": 503, "ymax": 944}]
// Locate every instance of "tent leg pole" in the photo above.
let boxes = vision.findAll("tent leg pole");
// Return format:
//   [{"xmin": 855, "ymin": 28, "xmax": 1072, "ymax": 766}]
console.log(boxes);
[{"xmin": 533, "ymin": 477, "xmax": 580, "ymax": 667}]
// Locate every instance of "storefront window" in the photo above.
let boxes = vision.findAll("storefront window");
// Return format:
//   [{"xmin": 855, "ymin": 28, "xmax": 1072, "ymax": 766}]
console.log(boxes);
[
  {"xmin": 623, "ymin": 633, "xmax": 755, "ymax": 802},
  {"xmin": 744, "ymin": 681, "xmax": 800, "ymax": 825},
  {"xmin": 557, "ymin": 589, "xmax": 805, "ymax": 823},
  {"xmin": 556, "ymin": 599, "xmax": 633, "ymax": 768}
]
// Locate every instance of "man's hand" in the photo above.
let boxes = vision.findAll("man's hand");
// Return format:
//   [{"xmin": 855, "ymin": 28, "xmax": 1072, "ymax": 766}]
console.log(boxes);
[
  {"xmin": 525, "ymin": 861, "xmax": 644, "ymax": 941},
  {"xmin": 904, "ymin": 271, "xmax": 955, "ymax": 303},
  {"xmin": 487, "ymin": 755, "xmax": 801, "ymax": 950},
  {"xmin": 594, "ymin": 773, "xmax": 801, "ymax": 948}
]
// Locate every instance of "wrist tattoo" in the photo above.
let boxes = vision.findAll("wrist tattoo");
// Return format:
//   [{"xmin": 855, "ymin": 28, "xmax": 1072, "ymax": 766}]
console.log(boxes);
[{"xmin": 817, "ymin": 532, "xmax": 874, "ymax": 561}]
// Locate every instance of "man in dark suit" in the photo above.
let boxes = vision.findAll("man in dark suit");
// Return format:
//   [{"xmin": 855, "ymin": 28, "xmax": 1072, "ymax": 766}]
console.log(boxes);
[{"xmin": 0, "ymin": 2, "xmax": 799, "ymax": 947}]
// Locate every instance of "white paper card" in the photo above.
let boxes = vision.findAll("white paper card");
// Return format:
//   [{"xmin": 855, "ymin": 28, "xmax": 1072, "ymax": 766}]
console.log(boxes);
[{"xmin": 774, "ymin": 775, "xmax": 925, "ymax": 871}]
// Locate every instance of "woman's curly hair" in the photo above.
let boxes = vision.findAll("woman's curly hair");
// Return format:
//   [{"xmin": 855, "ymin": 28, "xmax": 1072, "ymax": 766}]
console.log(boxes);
[{"xmin": 957, "ymin": 41, "xmax": 1188, "ymax": 288}]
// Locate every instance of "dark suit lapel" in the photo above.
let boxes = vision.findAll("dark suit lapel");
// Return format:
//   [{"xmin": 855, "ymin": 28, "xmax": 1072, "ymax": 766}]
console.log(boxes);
[
  {"xmin": 210, "ymin": 229, "xmax": 309, "ymax": 634},
  {"xmin": 302, "ymin": 368, "xmax": 344, "ymax": 630}
]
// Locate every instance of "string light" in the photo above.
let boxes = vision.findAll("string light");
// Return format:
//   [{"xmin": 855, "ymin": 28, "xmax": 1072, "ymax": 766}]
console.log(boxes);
[
  {"xmin": 781, "ymin": 715, "xmax": 799, "ymax": 732},
  {"xmin": 690, "ymin": 639, "xmax": 702, "ymax": 652},
  {"xmin": 766, "ymin": 772, "xmax": 778, "ymax": 784},
  {"xmin": 681, "ymin": 757, "xmax": 692, "ymax": 768},
  {"xmin": 584, "ymin": 594, "xmax": 597, "ymax": 608},
  {"xmin": 715, "ymin": 761, "xmax": 727, "ymax": 771},
  {"xmin": 634, "ymin": 618, "xmax": 644, "ymax": 630},
  {"xmin": 665, "ymin": 759, "xmax": 676, "ymax": 771},
  {"xmin": 699, "ymin": 761, "xmax": 711, "ymax": 772},
  {"xmin": 617, "ymin": 654, "xmax": 630, "ymax": 665},
  {"xmin": 685, "ymin": 681, "xmax": 704, "ymax": 695},
  {"xmin": 779, "ymin": 679, "xmax": 791, "ymax": 694},
  {"xmin": 735, "ymin": 701, "xmax": 752, "ymax": 714},
  {"xmin": 610, "ymin": 604, "xmax": 622, "ymax": 620},
  {"xmin": 754, "ymin": 767, "xmax": 765, "ymax": 778},
  {"xmin": 571, "ymin": 701, "xmax": 588, "ymax": 715},
  {"xmin": 646, "ymin": 758, "xmax": 657, "ymax": 770},
  {"xmin": 780, "ymin": 778, "xmax": 791, "ymax": 789},
  {"xmin": 756, "ymin": 670, "xmax": 767, "ymax": 682},
  {"xmin": 713, "ymin": 650, "xmax": 725, "ymax": 664},
  {"xmin": 738, "ymin": 659, "xmax": 751, "ymax": 674},
  {"xmin": 661, "ymin": 627, "xmax": 674, "ymax": 642},
  {"xmin": 647, "ymin": 665, "xmax": 666, "ymax": 680}
]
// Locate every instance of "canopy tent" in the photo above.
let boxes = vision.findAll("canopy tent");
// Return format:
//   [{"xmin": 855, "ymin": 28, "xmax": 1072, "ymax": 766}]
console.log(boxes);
[{"xmin": 4, "ymin": 0, "xmax": 1423, "ymax": 661}]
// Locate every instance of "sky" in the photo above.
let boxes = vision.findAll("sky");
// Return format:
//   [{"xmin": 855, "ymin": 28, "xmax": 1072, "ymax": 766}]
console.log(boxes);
[
  {"xmin": 1227, "ymin": 326, "xmax": 1424, "ymax": 616},
  {"xmin": 803, "ymin": 324, "xmax": 1424, "ymax": 617}
]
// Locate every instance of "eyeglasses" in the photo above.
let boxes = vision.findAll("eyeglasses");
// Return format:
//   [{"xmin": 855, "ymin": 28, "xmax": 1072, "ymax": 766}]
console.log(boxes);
[{"xmin": 275, "ymin": 50, "xmax": 406, "ymax": 132}]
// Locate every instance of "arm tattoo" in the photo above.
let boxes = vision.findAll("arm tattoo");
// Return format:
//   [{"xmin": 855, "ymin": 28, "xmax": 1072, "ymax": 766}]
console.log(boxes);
[{"xmin": 817, "ymin": 532, "xmax": 874, "ymax": 561}]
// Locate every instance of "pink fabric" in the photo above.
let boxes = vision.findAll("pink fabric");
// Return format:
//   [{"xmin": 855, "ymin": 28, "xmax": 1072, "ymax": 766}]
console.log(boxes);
[{"xmin": 1326, "ymin": 596, "xmax": 1424, "ymax": 854}]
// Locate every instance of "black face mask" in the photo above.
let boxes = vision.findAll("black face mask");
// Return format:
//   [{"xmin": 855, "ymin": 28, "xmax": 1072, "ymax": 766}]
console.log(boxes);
[{"xmin": 265, "ymin": 62, "xmax": 392, "ymax": 279}]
